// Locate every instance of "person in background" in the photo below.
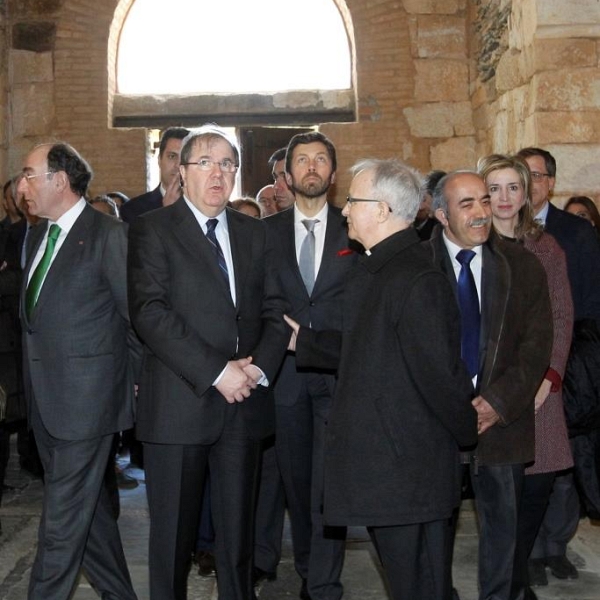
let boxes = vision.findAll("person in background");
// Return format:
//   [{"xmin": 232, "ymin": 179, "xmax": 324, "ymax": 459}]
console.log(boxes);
[
  {"xmin": 270, "ymin": 147, "xmax": 296, "ymax": 212},
  {"xmin": 230, "ymin": 197, "xmax": 261, "ymax": 218},
  {"xmin": 89, "ymin": 195, "xmax": 120, "ymax": 219},
  {"xmin": 564, "ymin": 196, "xmax": 600, "ymax": 232},
  {"xmin": 517, "ymin": 147, "xmax": 600, "ymax": 585},
  {"xmin": 120, "ymin": 127, "xmax": 190, "ymax": 223},
  {"xmin": 414, "ymin": 169, "xmax": 445, "ymax": 240},
  {"xmin": 256, "ymin": 184, "xmax": 277, "ymax": 218},
  {"xmin": 479, "ymin": 154, "xmax": 574, "ymax": 600}
]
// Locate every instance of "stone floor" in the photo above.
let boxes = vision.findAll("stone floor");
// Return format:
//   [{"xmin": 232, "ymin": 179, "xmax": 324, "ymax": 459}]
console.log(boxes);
[{"xmin": 1, "ymin": 443, "xmax": 600, "ymax": 599}]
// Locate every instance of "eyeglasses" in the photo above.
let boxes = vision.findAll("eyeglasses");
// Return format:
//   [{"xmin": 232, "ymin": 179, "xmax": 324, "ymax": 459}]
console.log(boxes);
[
  {"xmin": 19, "ymin": 171, "xmax": 55, "ymax": 182},
  {"xmin": 530, "ymin": 172, "xmax": 551, "ymax": 181},
  {"xmin": 181, "ymin": 158, "xmax": 238, "ymax": 173},
  {"xmin": 346, "ymin": 196, "xmax": 393, "ymax": 213}
]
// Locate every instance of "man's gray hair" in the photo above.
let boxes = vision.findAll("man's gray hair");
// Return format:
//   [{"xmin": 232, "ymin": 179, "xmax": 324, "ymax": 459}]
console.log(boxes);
[
  {"xmin": 431, "ymin": 170, "xmax": 479, "ymax": 215},
  {"xmin": 350, "ymin": 158, "xmax": 423, "ymax": 222}
]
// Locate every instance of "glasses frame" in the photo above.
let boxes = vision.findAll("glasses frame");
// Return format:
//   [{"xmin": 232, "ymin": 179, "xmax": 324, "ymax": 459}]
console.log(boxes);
[
  {"xmin": 181, "ymin": 159, "xmax": 239, "ymax": 173},
  {"xmin": 529, "ymin": 171, "xmax": 551, "ymax": 181},
  {"xmin": 20, "ymin": 171, "xmax": 55, "ymax": 183},
  {"xmin": 346, "ymin": 196, "xmax": 393, "ymax": 213}
]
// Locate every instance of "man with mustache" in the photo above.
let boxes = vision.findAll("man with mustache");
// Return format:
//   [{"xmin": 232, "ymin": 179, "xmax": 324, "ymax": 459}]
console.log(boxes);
[
  {"xmin": 258, "ymin": 132, "xmax": 356, "ymax": 600},
  {"xmin": 428, "ymin": 171, "xmax": 553, "ymax": 600}
]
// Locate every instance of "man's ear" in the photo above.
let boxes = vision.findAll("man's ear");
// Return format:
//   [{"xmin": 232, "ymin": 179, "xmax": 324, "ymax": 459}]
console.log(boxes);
[
  {"xmin": 330, "ymin": 171, "xmax": 336, "ymax": 185},
  {"xmin": 285, "ymin": 173, "xmax": 293, "ymax": 188},
  {"xmin": 434, "ymin": 207, "xmax": 448, "ymax": 227}
]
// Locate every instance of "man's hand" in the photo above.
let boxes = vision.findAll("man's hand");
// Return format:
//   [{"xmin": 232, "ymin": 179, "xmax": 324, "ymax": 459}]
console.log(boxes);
[
  {"xmin": 534, "ymin": 378, "xmax": 552, "ymax": 414},
  {"xmin": 472, "ymin": 395, "xmax": 500, "ymax": 435},
  {"xmin": 283, "ymin": 315, "xmax": 300, "ymax": 351},
  {"xmin": 243, "ymin": 363, "xmax": 263, "ymax": 385},
  {"xmin": 216, "ymin": 357, "xmax": 257, "ymax": 404},
  {"xmin": 162, "ymin": 176, "xmax": 182, "ymax": 207}
]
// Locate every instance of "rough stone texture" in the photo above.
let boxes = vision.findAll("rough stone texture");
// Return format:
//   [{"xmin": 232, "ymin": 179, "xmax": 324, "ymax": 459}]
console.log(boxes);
[
  {"xmin": 402, "ymin": 0, "xmax": 466, "ymax": 15},
  {"xmin": 10, "ymin": 49, "xmax": 53, "ymax": 84},
  {"xmin": 552, "ymin": 143, "xmax": 600, "ymax": 198},
  {"xmin": 415, "ymin": 59, "xmax": 470, "ymax": 102},
  {"xmin": 430, "ymin": 135, "xmax": 477, "ymax": 171},
  {"xmin": 535, "ymin": 112, "xmax": 600, "ymax": 146},
  {"xmin": 12, "ymin": 22, "xmax": 56, "ymax": 52},
  {"xmin": 0, "ymin": 0, "xmax": 599, "ymax": 200},
  {"xmin": 534, "ymin": 69, "xmax": 600, "ymax": 111},
  {"xmin": 404, "ymin": 101, "xmax": 474, "ymax": 137},
  {"xmin": 11, "ymin": 83, "xmax": 55, "ymax": 137},
  {"xmin": 409, "ymin": 15, "xmax": 466, "ymax": 59},
  {"xmin": 534, "ymin": 39, "xmax": 597, "ymax": 72}
]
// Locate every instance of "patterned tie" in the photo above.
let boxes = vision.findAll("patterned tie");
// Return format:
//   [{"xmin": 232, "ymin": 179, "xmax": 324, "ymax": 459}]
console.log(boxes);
[
  {"xmin": 25, "ymin": 224, "xmax": 61, "ymax": 318},
  {"xmin": 205, "ymin": 218, "xmax": 230, "ymax": 286},
  {"xmin": 456, "ymin": 249, "xmax": 480, "ymax": 378},
  {"xmin": 299, "ymin": 219, "xmax": 318, "ymax": 295}
]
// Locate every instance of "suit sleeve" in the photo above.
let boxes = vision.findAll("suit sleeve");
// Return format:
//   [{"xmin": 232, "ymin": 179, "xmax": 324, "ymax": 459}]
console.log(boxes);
[
  {"xmin": 103, "ymin": 221, "xmax": 142, "ymax": 379},
  {"xmin": 398, "ymin": 270, "xmax": 478, "ymax": 447},
  {"xmin": 295, "ymin": 327, "xmax": 343, "ymax": 371}
]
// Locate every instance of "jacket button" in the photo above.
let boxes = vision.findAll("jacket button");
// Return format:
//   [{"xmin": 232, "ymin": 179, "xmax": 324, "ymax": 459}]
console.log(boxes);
[
  {"xmin": 309, "ymin": 301, "xmax": 315, "ymax": 307},
  {"xmin": 236, "ymin": 315, "xmax": 242, "ymax": 321}
]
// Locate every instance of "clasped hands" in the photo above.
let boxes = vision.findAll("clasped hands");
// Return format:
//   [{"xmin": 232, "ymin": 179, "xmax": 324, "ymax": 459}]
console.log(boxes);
[{"xmin": 216, "ymin": 357, "xmax": 262, "ymax": 404}]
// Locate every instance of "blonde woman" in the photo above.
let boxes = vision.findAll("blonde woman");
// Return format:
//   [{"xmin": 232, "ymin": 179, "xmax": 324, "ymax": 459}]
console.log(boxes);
[{"xmin": 478, "ymin": 154, "xmax": 574, "ymax": 599}]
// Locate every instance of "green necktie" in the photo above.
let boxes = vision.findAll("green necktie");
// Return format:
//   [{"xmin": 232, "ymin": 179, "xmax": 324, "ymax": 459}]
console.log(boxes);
[{"xmin": 25, "ymin": 224, "xmax": 62, "ymax": 318}]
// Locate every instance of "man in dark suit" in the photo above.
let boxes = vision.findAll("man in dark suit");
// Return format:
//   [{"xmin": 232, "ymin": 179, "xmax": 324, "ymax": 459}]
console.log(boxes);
[
  {"xmin": 17, "ymin": 142, "xmax": 140, "ymax": 600},
  {"xmin": 259, "ymin": 131, "xmax": 356, "ymax": 600},
  {"xmin": 127, "ymin": 125, "xmax": 289, "ymax": 600},
  {"xmin": 120, "ymin": 126, "xmax": 189, "ymax": 223},
  {"xmin": 429, "ymin": 171, "xmax": 553, "ymax": 600},
  {"xmin": 518, "ymin": 147, "xmax": 600, "ymax": 584},
  {"xmin": 286, "ymin": 158, "xmax": 477, "ymax": 600}
]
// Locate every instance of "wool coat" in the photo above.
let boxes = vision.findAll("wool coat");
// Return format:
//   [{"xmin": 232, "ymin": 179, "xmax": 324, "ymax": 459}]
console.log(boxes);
[{"xmin": 296, "ymin": 228, "xmax": 477, "ymax": 527}]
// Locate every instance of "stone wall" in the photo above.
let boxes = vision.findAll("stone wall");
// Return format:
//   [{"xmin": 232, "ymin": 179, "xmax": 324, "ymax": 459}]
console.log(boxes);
[
  {"xmin": 471, "ymin": 0, "xmax": 600, "ymax": 206},
  {"xmin": 0, "ymin": 0, "xmax": 598, "ymax": 205}
]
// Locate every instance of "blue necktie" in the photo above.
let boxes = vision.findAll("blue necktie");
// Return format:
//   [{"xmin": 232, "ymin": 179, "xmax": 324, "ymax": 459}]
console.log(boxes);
[
  {"xmin": 205, "ymin": 218, "xmax": 230, "ymax": 286},
  {"xmin": 456, "ymin": 249, "xmax": 480, "ymax": 378}
]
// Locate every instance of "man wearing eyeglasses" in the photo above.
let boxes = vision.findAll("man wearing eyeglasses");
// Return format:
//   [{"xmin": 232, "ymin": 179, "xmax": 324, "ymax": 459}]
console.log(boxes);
[
  {"xmin": 17, "ymin": 142, "xmax": 140, "ymax": 600},
  {"xmin": 517, "ymin": 148, "xmax": 600, "ymax": 586},
  {"xmin": 121, "ymin": 126, "xmax": 190, "ymax": 223},
  {"xmin": 127, "ymin": 125, "xmax": 289, "ymax": 600},
  {"xmin": 286, "ymin": 159, "xmax": 477, "ymax": 600},
  {"xmin": 258, "ymin": 131, "xmax": 356, "ymax": 600}
]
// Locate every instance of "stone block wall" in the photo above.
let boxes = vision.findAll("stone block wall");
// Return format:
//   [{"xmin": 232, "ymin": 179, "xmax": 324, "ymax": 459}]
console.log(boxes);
[
  {"xmin": 0, "ymin": 0, "xmax": 598, "ymax": 206},
  {"xmin": 471, "ymin": 0, "xmax": 600, "ymax": 205}
]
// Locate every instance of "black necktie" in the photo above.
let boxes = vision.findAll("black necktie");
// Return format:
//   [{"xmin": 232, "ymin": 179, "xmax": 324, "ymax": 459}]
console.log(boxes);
[
  {"xmin": 205, "ymin": 218, "xmax": 230, "ymax": 286},
  {"xmin": 456, "ymin": 249, "xmax": 480, "ymax": 378}
]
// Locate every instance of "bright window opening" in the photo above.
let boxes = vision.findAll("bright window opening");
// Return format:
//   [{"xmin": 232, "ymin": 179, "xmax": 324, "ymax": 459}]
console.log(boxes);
[{"xmin": 117, "ymin": 0, "xmax": 351, "ymax": 94}]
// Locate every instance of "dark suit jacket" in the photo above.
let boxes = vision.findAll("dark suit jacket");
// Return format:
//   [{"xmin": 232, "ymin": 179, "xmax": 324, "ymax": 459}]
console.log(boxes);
[
  {"xmin": 544, "ymin": 202, "xmax": 600, "ymax": 321},
  {"xmin": 427, "ymin": 229, "xmax": 553, "ymax": 465},
  {"xmin": 21, "ymin": 204, "xmax": 140, "ymax": 440},
  {"xmin": 127, "ymin": 198, "xmax": 289, "ymax": 445},
  {"xmin": 296, "ymin": 228, "xmax": 477, "ymax": 527},
  {"xmin": 264, "ymin": 205, "xmax": 357, "ymax": 405},
  {"xmin": 120, "ymin": 185, "xmax": 163, "ymax": 224}
]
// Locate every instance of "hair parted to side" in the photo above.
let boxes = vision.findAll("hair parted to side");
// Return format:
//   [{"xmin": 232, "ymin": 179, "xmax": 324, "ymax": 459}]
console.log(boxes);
[{"xmin": 477, "ymin": 153, "xmax": 542, "ymax": 241}]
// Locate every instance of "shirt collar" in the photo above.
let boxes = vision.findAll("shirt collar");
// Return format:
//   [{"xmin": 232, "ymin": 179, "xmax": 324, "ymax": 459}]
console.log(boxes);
[{"xmin": 52, "ymin": 197, "xmax": 86, "ymax": 234}]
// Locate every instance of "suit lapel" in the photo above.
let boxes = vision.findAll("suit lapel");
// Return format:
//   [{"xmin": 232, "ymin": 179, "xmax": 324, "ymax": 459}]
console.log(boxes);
[
  {"xmin": 312, "ymin": 205, "xmax": 345, "ymax": 295},
  {"xmin": 171, "ymin": 199, "xmax": 234, "ymax": 306},
  {"xmin": 479, "ymin": 240, "xmax": 510, "ymax": 387},
  {"xmin": 28, "ymin": 205, "xmax": 95, "ymax": 321},
  {"xmin": 227, "ymin": 208, "xmax": 251, "ymax": 308}
]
